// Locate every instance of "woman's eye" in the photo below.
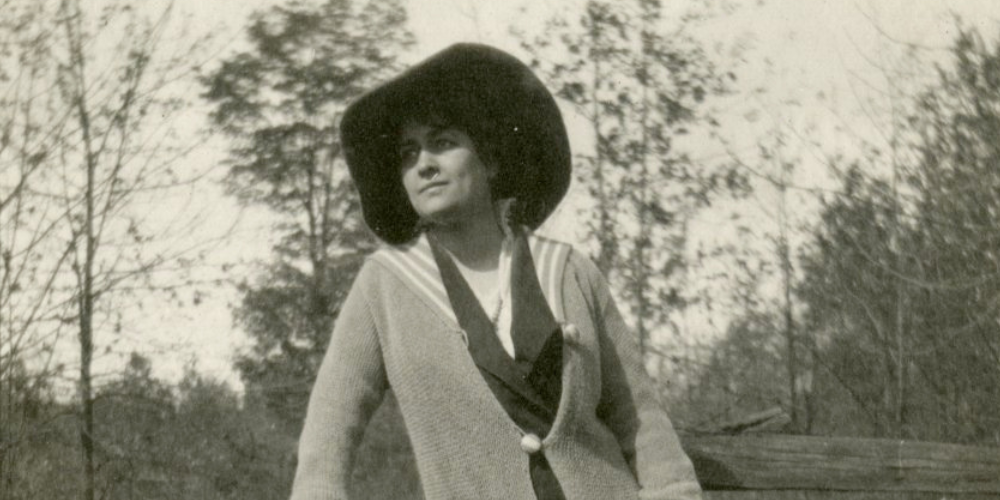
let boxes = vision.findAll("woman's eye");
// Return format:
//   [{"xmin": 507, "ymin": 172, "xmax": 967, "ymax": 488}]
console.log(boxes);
[
  {"xmin": 399, "ymin": 147, "xmax": 418, "ymax": 165},
  {"xmin": 434, "ymin": 137, "xmax": 455, "ymax": 148}
]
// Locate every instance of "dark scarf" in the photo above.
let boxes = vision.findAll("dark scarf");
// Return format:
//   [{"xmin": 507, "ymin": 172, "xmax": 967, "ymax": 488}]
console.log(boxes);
[{"xmin": 429, "ymin": 229, "xmax": 566, "ymax": 500}]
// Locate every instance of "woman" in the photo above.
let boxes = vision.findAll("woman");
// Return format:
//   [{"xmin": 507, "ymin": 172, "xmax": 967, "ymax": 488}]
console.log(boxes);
[{"xmin": 290, "ymin": 43, "xmax": 702, "ymax": 500}]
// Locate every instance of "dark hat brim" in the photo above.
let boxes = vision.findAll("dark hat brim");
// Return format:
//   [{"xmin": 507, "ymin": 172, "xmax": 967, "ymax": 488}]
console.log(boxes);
[{"xmin": 340, "ymin": 43, "xmax": 571, "ymax": 244}]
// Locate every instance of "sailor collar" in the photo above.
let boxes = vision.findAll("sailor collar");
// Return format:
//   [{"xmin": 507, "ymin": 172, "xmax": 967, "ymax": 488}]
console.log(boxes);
[{"xmin": 370, "ymin": 230, "xmax": 571, "ymax": 329}]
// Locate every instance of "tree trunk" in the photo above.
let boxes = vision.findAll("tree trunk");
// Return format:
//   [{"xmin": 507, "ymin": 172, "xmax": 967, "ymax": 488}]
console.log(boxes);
[
  {"xmin": 64, "ymin": 0, "xmax": 98, "ymax": 495},
  {"xmin": 777, "ymin": 179, "xmax": 798, "ymax": 433},
  {"xmin": 588, "ymin": 7, "xmax": 613, "ymax": 276},
  {"xmin": 78, "ymin": 107, "xmax": 97, "ymax": 500}
]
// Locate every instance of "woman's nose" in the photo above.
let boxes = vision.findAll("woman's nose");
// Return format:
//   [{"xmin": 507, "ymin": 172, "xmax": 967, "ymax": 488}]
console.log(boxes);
[{"xmin": 416, "ymin": 153, "xmax": 440, "ymax": 179}]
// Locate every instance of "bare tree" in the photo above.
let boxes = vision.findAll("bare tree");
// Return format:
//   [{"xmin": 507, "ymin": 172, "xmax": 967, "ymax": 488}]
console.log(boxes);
[
  {"xmin": 32, "ymin": 1, "xmax": 219, "ymax": 497},
  {"xmin": 518, "ymin": 0, "xmax": 742, "ymax": 363},
  {"xmin": 1, "ymin": 2, "xmax": 79, "ymax": 496}
]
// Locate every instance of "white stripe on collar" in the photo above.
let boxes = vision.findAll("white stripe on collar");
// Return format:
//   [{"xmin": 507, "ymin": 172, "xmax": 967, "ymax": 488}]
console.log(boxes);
[
  {"xmin": 371, "ymin": 231, "xmax": 571, "ymax": 327},
  {"xmin": 529, "ymin": 233, "xmax": 570, "ymax": 322},
  {"xmin": 371, "ymin": 235, "xmax": 457, "ymax": 325}
]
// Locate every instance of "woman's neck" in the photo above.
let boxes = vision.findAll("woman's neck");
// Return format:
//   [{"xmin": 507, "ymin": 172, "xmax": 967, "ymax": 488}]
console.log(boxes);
[{"xmin": 427, "ymin": 210, "xmax": 505, "ymax": 272}]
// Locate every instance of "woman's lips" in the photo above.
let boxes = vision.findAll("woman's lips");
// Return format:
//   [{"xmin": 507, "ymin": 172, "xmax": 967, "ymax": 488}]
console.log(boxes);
[{"xmin": 420, "ymin": 181, "xmax": 448, "ymax": 193}]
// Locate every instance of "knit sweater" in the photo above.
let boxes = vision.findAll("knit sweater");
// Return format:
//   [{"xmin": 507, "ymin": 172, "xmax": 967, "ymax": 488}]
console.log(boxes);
[{"xmin": 290, "ymin": 234, "xmax": 702, "ymax": 500}]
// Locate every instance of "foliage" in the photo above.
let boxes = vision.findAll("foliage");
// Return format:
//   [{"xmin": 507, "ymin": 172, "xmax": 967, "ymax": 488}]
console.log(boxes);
[
  {"xmin": 6, "ymin": 354, "xmax": 295, "ymax": 500},
  {"xmin": 1, "ymin": 2, "xmax": 71, "ymax": 495},
  {"xmin": 676, "ymin": 310, "xmax": 787, "ymax": 430},
  {"xmin": 202, "ymin": 0, "xmax": 411, "ymax": 432},
  {"xmin": 682, "ymin": 25, "xmax": 1000, "ymax": 446},
  {"xmin": 796, "ymin": 166, "xmax": 906, "ymax": 436},
  {"xmin": 91, "ymin": 354, "xmax": 179, "ymax": 499},
  {"xmin": 792, "ymin": 27, "xmax": 1000, "ymax": 444},
  {"xmin": 232, "ymin": 252, "xmax": 365, "ymax": 429},
  {"xmin": 202, "ymin": 0, "xmax": 419, "ymax": 497},
  {"xmin": 53, "ymin": 2, "xmax": 219, "ymax": 496},
  {"xmin": 2, "ymin": 1, "xmax": 216, "ymax": 497},
  {"xmin": 517, "ymin": 0, "xmax": 746, "ymax": 358}
]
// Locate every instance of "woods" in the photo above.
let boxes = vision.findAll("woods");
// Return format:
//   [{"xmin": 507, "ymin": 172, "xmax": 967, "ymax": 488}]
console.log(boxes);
[
  {"xmin": 796, "ymin": 30, "xmax": 1000, "ymax": 442},
  {"xmin": 2, "ymin": 0, "xmax": 999, "ymax": 498}
]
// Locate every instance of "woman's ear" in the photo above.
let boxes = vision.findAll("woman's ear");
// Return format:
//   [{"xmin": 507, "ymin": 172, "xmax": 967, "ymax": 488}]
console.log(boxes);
[{"xmin": 487, "ymin": 161, "xmax": 506, "ymax": 201}]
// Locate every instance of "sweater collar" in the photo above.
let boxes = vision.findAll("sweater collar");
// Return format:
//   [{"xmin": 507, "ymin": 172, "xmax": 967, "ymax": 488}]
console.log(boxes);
[{"xmin": 371, "ymin": 230, "xmax": 571, "ymax": 330}]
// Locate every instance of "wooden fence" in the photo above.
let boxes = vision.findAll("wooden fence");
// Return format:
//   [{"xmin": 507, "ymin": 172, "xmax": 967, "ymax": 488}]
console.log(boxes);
[{"xmin": 681, "ymin": 434, "xmax": 1000, "ymax": 499}]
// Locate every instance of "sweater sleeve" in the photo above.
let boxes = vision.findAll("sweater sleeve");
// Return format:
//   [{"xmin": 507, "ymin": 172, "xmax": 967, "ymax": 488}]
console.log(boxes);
[
  {"xmin": 290, "ymin": 262, "xmax": 388, "ymax": 500},
  {"xmin": 573, "ymin": 252, "xmax": 703, "ymax": 500}
]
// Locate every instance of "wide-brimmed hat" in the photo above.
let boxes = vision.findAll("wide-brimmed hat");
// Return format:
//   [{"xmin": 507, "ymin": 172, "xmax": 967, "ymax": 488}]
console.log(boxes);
[{"xmin": 340, "ymin": 43, "xmax": 571, "ymax": 244}]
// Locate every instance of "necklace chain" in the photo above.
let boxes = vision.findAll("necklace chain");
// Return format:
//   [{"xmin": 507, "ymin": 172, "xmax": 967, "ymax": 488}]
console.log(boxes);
[{"xmin": 488, "ymin": 291, "xmax": 504, "ymax": 330}]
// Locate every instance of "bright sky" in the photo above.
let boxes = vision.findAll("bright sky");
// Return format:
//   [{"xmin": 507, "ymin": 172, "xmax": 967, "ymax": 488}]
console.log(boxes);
[{"xmin": 86, "ymin": 0, "xmax": 999, "ymax": 392}]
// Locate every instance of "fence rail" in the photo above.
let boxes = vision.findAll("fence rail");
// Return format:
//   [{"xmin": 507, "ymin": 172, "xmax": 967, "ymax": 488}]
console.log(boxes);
[{"xmin": 681, "ymin": 434, "xmax": 1000, "ymax": 499}]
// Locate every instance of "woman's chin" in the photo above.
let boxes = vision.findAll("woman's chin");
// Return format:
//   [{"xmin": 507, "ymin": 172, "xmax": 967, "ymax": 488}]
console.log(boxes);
[
  {"xmin": 415, "ymin": 198, "xmax": 497, "ymax": 232},
  {"xmin": 419, "ymin": 208, "xmax": 490, "ymax": 231}
]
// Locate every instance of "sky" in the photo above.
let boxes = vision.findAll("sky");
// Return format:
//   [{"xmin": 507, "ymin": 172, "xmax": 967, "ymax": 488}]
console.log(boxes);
[{"xmin": 77, "ymin": 0, "xmax": 1000, "ymax": 392}]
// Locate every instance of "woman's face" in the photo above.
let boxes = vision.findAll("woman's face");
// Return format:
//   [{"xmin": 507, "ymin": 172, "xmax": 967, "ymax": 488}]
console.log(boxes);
[{"xmin": 398, "ymin": 120, "xmax": 494, "ymax": 226}]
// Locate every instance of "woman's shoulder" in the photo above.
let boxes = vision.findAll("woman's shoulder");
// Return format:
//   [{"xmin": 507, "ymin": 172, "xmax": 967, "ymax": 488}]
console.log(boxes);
[
  {"xmin": 363, "ymin": 236, "xmax": 437, "ymax": 284},
  {"xmin": 527, "ymin": 233, "xmax": 600, "ymax": 278},
  {"xmin": 525, "ymin": 231, "xmax": 607, "ymax": 294},
  {"xmin": 358, "ymin": 237, "xmax": 450, "ymax": 305},
  {"xmin": 335, "ymin": 246, "xmax": 417, "ymax": 297},
  {"xmin": 354, "ymin": 249, "xmax": 413, "ymax": 288}
]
